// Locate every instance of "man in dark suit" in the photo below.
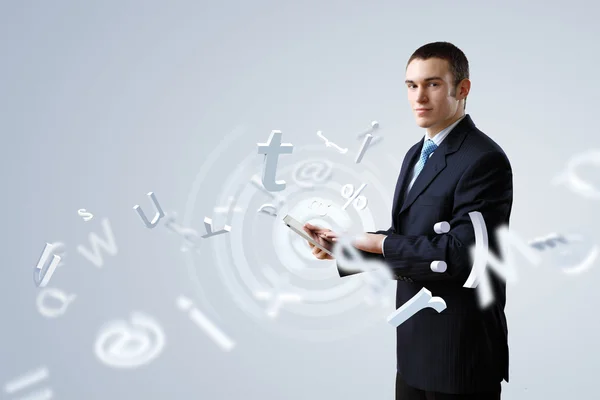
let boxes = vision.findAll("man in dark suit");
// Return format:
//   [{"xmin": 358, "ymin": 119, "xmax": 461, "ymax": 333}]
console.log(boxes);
[{"xmin": 303, "ymin": 41, "xmax": 513, "ymax": 399}]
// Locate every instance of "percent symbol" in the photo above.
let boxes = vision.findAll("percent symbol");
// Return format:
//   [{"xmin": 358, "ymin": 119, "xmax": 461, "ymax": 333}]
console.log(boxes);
[{"xmin": 341, "ymin": 183, "xmax": 368, "ymax": 210}]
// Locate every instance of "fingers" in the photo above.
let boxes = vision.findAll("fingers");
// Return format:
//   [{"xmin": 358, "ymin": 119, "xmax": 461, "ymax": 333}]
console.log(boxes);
[
  {"xmin": 304, "ymin": 223, "xmax": 331, "ymax": 234},
  {"xmin": 318, "ymin": 234, "xmax": 335, "ymax": 243},
  {"xmin": 303, "ymin": 222, "xmax": 335, "ymax": 260},
  {"xmin": 319, "ymin": 231, "xmax": 338, "ymax": 242},
  {"xmin": 302, "ymin": 226, "xmax": 315, "ymax": 237},
  {"xmin": 304, "ymin": 222, "xmax": 319, "ymax": 231},
  {"xmin": 312, "ymin": 246, "xmax": 331, "ymax": 260}
]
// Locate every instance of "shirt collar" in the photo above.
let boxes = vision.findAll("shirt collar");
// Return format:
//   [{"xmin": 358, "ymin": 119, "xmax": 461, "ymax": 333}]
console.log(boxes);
[{"xmin": 425, "ymin": 114, "xmax": 466, "ymax": 147}]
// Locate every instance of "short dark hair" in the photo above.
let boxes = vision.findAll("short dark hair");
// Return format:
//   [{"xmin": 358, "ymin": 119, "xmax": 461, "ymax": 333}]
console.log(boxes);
[{"xmin": 406, "ymin": 42, "xmax": 470, "ymax": 110}]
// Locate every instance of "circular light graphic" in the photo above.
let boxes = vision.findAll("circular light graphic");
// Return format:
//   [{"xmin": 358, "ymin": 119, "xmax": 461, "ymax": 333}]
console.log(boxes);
[{"xmin": 183, "ymin": 126, "xmax": 398, "ymax": 342}]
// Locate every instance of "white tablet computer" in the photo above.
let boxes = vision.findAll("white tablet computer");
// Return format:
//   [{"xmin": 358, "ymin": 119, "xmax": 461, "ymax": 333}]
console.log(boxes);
[{"xmin": 283, "ymin": 214, "xmax": 333, "ymax": 256}]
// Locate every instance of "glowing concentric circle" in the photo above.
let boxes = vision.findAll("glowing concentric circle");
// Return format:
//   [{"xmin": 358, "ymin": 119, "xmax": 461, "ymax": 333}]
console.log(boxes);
[
  {"xmin": 183, "ymin": 125, "xmax": 402, "ymax": 342},
  {"xmin": 213, "ymin": 146, "xmax": 394, "ymax": 341}
]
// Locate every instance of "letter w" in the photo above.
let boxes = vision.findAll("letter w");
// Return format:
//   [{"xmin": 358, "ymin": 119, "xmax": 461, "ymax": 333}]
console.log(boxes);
[{"xmin": 77, "ymin": 218, "xmax": 118, "ymax": 268}]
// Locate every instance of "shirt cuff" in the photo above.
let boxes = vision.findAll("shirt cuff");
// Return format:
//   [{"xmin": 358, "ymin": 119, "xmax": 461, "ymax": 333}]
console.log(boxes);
[{"xmin": 381, "ymin": 236, "xmax": 387, "ymax": 257}]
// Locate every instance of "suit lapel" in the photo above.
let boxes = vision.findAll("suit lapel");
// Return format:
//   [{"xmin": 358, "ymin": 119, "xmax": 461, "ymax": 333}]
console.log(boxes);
[
  {"xmin": 397, "ymin": 114, "xmax": 476, "ymax": 217},
  {"xmin": 398, "ymin": 149, "xmax": 447, "ymax": 215},
  {"xmin": 391, "ymin": 139, "xmax": 422, "ymax": 219}
]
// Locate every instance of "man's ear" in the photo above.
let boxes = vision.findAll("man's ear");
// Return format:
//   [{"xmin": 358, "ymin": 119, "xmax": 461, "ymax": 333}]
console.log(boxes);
[{"xmin": 458, "ymin": 78, "xmax": 471, "ymax": 100}]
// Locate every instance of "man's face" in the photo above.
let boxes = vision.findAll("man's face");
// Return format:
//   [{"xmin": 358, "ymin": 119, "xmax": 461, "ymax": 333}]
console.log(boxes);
[{"xmin": 405, "ymin": 57, "xmax": 469, "ymax": 134}]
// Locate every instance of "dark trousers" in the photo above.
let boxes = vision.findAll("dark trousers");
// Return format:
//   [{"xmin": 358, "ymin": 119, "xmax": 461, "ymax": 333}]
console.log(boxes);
[{"xmin": 396, "ymin": 373, "xmax": 501, "ymax": 400}]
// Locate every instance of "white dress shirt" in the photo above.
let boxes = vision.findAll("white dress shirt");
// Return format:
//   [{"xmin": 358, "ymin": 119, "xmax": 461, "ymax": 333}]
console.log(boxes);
[{"xmin": 382, "ymin": 115, "xmax": 466, "ymax": 257}]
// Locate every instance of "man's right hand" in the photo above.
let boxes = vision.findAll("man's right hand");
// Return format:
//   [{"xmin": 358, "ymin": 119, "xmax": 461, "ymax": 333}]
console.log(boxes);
[{"xmin": 302, "ymin": 222, "xmax": 336, "ymax": 260}]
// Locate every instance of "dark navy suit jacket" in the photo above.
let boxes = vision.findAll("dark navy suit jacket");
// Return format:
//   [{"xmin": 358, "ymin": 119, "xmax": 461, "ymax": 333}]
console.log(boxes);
[{"xmin": 336, "ymin": 114, "xmax": 513, "ymax": 394}]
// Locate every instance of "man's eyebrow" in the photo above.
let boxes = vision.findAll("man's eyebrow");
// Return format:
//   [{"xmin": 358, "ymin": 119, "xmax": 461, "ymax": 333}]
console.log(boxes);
[{"xmin": 404, "ymin": 77, "xmax": 444, "ymax": 84}]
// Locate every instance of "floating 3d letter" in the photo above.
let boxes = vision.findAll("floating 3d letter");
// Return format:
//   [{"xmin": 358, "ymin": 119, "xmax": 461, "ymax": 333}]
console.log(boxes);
[
  {"xmin": 133, "ymin": 192, "xmax": 165, "ymax": 229},
  {"xmin": 176, "ymin": 296, "xmax": 236, "ymax": 351},
  {"xmin": 201, "ymin": 217, "xmax": 231, "ymax": 238},
  {"xmin": 257, "ymin": 130, "xmax": 294, "ymax": 192},
  {"xmin": 355, "ymin": 134, "xmax": 373, "ymax": 164},
  {"xmin": 356, "ymin": 120, "xmax": 382, "ymax": 149},
  {"xmin": 36, "ymin": 288, "xmax": 77, "ymax": 318},
  {"xmin": 33, "ymin": 243, "xmax": 61, "ymax": 287},
  {"xmin": 257, "ymin": 203, "xmax": 278, "ymax": 217},
  {"xmin": 552, "ymin": 149, "xmax": 600, "ymax": 199},
  {"xmin": 387, "ymin": 288, "xmax": 446, "ymax": 327},
  {"xmin": 465, "ymin": 212, "xmax": 540, "ymax": 308},
  {"xmin": 77, "ymin": 218, "xmax": 118, "ymax": 268}
]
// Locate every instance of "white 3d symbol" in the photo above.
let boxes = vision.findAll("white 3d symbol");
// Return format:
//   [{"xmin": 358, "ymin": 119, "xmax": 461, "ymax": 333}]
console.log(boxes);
[
  {"xmin": 355, "ymin": 134, "xmax": 373, "ymax": 164},
  {"xmin": 257, "ymin": 203, "xmax": 278, "ymax": 217},
  {"xmin": 356, "ymin": 121, "xmax": 382, "ymax": 159},
  {"xmin": 309, "ymin": 200, "xmax": 331, "ymax": 216},
  {"xmin": 552, "ymin": 149, "xmax": 600, "ymax": 199},
  {"xmin": 34, "ymin": 243, "xmax": 61, "ymax": 287},
  {"xmin": 257, "ymin": 130, "xmax": 294, "ymax": 192},
  {"xmin": 3, "ymin": 366, "xmax": 52, "ymax": 400},
  {"xmin": 176, "ymin": 296, "xmax": 236, "ymax": 351},
  {"xmin": 387, "ymin": 288, "xmax": 446, "ymax": 327},
  {"xmin": 36, "ymin": 288, "xmax": 77, "ymax": 318},
  {"xmin": 292, "ymin": 160, "xmax": 333, "ymax": 188},
  {"xmin": 77, "ymin": 218, "xmax": 118, "ymax": 268},
  {"xmin": 95, "ymin": 312, "xmax": 165, "ymax": 369},
  {"xmin": 201, "ymin": 217, "xmax": 231, "ymax": 238},
  {"xmin": 49, "ymin": 241, "xmax": 66, "ymax": 267},
  {"xmin": 77, "ymin": 208, "xmax": 94, "ymax": 221},
  {"xmin": 554, "ymin": 234, "xmax": 599, "ymax": 275},
  {"xmin": 316, "ymin": 130, "xmax": 348, "ymax": 154},
  {"xmin": 465, "ymin": 212, "xmax": 540, "ymax": 308},
  {"xmin": 133, "ymin": 192, "xmax": 165, "ymax": 229}
]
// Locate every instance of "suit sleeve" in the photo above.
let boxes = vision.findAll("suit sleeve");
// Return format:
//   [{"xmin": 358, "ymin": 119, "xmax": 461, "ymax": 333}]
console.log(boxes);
[
  {"xmin": 380, "ymin": 151, "xmax": 513, "ymax": 283},
  {"xmin": 335, "ymin": 229, "xmax": 393, "ymax": 277}
]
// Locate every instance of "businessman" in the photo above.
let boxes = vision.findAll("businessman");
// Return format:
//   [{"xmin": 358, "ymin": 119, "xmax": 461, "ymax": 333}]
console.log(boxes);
[{"xmin": 303, "ymin": 42, "xmax": 512, "ymax": 399}]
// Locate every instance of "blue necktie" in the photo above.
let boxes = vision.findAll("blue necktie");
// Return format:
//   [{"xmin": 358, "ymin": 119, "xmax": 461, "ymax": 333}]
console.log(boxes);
[{"xmin": 414, "ymin": 139, "xmax": 438, "ymax": 179}]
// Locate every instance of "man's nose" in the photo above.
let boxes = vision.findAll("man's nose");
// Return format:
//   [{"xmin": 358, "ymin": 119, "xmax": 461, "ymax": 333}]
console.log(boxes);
[{"xmin": 417, "ymin": 89, "xmax": 428, "ymax": 103}]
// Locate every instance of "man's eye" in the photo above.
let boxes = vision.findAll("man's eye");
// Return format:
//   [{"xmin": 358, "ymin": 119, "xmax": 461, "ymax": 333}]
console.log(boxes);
[{"xmin": 429, "ymin": 83, "xmax": 438, "ymax": 86}]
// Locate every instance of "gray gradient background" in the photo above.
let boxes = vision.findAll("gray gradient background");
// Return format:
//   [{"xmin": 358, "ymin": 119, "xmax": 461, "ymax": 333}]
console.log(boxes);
[{"xmin": 2, "ymin": 1, "xmax": 600, "ymax": 399}]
